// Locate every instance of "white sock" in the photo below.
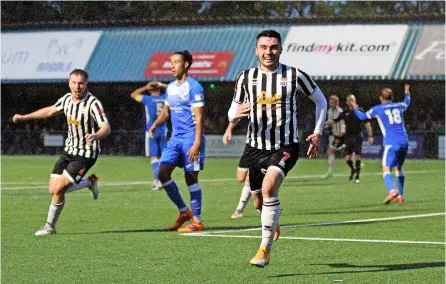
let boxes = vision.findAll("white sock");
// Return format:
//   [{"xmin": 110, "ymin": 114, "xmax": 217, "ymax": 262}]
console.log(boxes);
[
  {"xmin": 260, "ymin": 197, "xmax": 281, "ymax": 249},
  {"xmin": 66, "ymin": 178, "xmax": 92, "ymax": 193},
  {"xmin": 236, "ymin": 182, "xmax": 251, "ymax": 212},
  {"xmin": 328, "ymin": 154, "xmax": 335, "ymax": 172},
  {"xmin": 46, "ymin": 200, "xmax": 65, "ymax": 228}
]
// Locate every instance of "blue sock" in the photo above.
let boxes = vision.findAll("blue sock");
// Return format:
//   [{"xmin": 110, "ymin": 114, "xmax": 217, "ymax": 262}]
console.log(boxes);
[
  {"xmin": 188, "ymin": 183, "xmax": 202, "ymax": 223},
  {"xmin": 151, "ymin": 160, "xmax": 160, "ymax": 180},
  {"xmin": 383, "ymin": 172, "xmax": 395, "ymax": 192},
  {"xmin": 396, "ymin": 172, "xmax": 405, "ymax": 197},
  {"xmin": 163, "ymin": 180, "xmax": 187, "ymax": 211}
]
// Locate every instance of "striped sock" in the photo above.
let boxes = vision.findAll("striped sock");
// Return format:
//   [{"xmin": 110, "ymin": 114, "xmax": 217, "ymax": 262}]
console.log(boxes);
[
  {"xmin": 163, "ymin": 180, "xmax": 187, "ymax": 212},
  {"xmin": 260, "ymin": 197, "xmax": 281, "ymax": 249},
  {"xmin": 46, "ymin": 200, "xmax": 65, "ymax": 228}
]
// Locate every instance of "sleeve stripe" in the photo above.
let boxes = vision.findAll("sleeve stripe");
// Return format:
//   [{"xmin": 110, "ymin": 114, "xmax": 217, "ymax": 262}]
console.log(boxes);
[
  {"xmin": 192, "ymin": 102, "xmax": 205, "ymax": 108},
  {"xmin": 298, "ymin": 69, "xmax": 316, "ymax": 89},
  {"xmin": 297, "ymin": 76, "xmax": 312, "ymax": 97}
]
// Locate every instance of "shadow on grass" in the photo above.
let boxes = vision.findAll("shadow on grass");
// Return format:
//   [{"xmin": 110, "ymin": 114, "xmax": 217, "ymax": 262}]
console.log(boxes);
[{"xmin": 270, "ymin": 262, "xmax": 445, "ymax": 278}]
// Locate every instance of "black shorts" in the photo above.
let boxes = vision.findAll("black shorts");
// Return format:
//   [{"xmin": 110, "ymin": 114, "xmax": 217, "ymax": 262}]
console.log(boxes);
[
  {"xmin": 248, "ymin": 143, "xmax": 300, "ymax": 192},
  {"xmin": 238, "ymin": 144, "xmax": 258, "ymax": 171},
  {"xmin": 343, "ymin": 134, "xmax": 362, "ymax": 156},
  {"xmin": 52, "ymin": 152, "xmax": 97, "ymax": 184}
]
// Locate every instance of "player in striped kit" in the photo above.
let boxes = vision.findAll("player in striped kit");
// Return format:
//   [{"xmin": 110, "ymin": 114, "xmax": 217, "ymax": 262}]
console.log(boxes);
[
  {"xmin": 12, "ymin": 69, "xmax": 111, "ymax": 236},
  {"xmin": 322, "ymin": 95, "xmax": 346, "ymax": 179},
  {"xmin": 228, "ymin": 30, "xmax": 327, "ymax": 267},
  {"xmin": 130, "ymin": 82, "xmax": 167, "ymax": 190},
  {"xmin": 353, "ymin": 85, "xmax": 411, "ymax": 204}
]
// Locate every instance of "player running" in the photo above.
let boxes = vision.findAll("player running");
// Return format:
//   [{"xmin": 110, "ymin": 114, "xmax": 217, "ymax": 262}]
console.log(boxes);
[
  {"xmin": 353, "ymin": 84, "xmax": 411, "ymax": 204},
  {"xmin": 130, "ymin": 82, "xmax": 167, "ymax": 190},
  {"xmin": 149, "ymin": 50, "xmax": 206, "ymax": 232}
]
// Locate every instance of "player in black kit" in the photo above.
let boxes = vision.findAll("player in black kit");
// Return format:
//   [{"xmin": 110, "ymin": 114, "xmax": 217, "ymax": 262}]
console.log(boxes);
[{"xmin": 326, "ymin": 94, "xmax": 373, "ymax": 183}]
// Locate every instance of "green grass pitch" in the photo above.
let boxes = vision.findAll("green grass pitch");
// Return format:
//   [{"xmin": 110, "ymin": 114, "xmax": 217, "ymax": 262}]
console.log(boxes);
[{"xmin": 1, "ymin": 156, "xmax": 444, "ymax": 283}]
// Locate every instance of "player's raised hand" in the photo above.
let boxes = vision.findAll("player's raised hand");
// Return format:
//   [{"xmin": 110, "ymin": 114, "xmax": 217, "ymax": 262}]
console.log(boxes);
[
  {"xmin": 222, "ymin": 130, "xmax": 232, "ymax": 145},
  {"xmin": 235, "ymin": 103, "xmax": 251, "ymax": 119},
  {"xmin": 146, "ymin": 81, "xmax": 161, "ymax": 90},
  {"xmin": 187, "ymin": 143, "xmax": 200, "ymax": 162},
  {"xmin": 12, "ymin": 114, "xmax": 24, "ymax": 123},
  {"xmin": 306, "ymin": 133, "xmax": 321, "ymax": 159},
  {"xmin": 404, "ymin": 84, "xmax": 410, "ymax": 94}
]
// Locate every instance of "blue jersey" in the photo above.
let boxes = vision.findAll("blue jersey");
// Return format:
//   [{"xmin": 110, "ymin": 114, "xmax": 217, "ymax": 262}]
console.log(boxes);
[
  {"xmin": 354, "ymin": 93, "xmax": 410, "ymax": 146},
  {"xmin": 165, "ymin": 77, "xmax": 205, "ymax": 139},
  {"xmin": 137, "ymin": 93, "xmax": 167, "ymax": 133}
]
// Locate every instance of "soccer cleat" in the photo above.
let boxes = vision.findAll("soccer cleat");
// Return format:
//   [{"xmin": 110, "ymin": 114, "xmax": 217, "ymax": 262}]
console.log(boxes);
[
  {"xmin": 322, "ymin": 172, "xmax": 333, "ymax": 179},
  {"xmin": 35, "ymin": 224, "xmax": 56, "ymax": 236},
  {"xmin": 249, "ymin": 246, "xmax": 270, "ymax": 268},
  {"xmin": 383, "ymin": 189, "xmax": 398, "ymax": 204},
  {"xmin": 396, "ymin": 197, "xmax": 405, "ymax": 203},
  {"xmin": 168, "ymin": 209, "xmax": 193, "ymax": 230},
  {"xmin": 88, "ymin": 174, "xmax": 99, "ymax": 200},
  {"xmin": 151, "ymin": 179, "xmax": 163, "ymax": 191},
  {"xmin": 231, "ymin": 211, "xmax": 243, "ymax": 219},
  {"xmin": 177, "ymin": 221, "xmax": 204, "ymax": 232},
  {"xmin": 274, "ymin": 225, "xmax": 280, "ymax": 241}
]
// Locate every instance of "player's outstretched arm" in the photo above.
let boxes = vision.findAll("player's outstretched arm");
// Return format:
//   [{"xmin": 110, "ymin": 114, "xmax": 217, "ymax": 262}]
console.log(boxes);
[
  {"xmin": 130, "ymin": 81, "xmax": 167, "ymax": 100},
  {"xmin": 12, "ymin": 105, "xmax": 60, "ymax": 123},
  {"xmin": 352, "ymin": 102, "xmax": 368, "ymax": 120}
]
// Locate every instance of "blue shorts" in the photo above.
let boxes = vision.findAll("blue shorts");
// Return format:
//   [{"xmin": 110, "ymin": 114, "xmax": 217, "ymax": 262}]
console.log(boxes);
[
  {"xmin": 160, "ymin": 136, "xmax": 205, "ymax": 171},
  {"xmin": 382, "ymin": 144, "xmax": 408, "ymax": 168},
  {"xmin": 145, "ymin": 132, "xmax": 166, "ymax": 157}
]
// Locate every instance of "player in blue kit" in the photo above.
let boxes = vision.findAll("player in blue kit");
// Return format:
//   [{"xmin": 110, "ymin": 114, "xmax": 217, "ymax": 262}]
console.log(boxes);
[
  {"xmin": 149, "ymin": 50, "xmax": 206, "ymax": 232},
  {"xmin": 353, "ymin": 84, "xmax": 411, "ymax": 204},
  {"xmin": 131, "ymin": 82, "xmax": 167, "ymax": 190}
]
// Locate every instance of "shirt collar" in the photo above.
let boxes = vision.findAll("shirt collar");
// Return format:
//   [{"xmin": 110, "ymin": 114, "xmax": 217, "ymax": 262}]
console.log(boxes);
[{"xmin": 257, "ymin": 63, "xmax": 282, "ymax": 74}]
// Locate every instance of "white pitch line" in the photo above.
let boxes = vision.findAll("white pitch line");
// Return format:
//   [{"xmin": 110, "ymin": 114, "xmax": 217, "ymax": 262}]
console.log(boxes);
[
  {"xmin": 1, "ymin": 169, "xmax": 443, "ymax": 190},
  {"xmin": 183, "ymin": 212, "xmax": 446, "ymax": 236},
  {"xmin": 182, "ymin": 234, "xmax": 445, "ymax": 245}
]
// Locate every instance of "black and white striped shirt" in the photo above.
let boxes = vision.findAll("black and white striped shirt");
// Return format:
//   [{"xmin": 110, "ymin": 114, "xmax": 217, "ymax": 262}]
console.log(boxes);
[
  {"xmin": 327, "ymin": 106, "xmax": 345, "ymax": 136},
  {"xmin": 232, "ymin": 63, "xmax": 326, "ymax": 150},
  {"xmin": 55, "ymin": 92, "xmax": 108, "ymax": 159}
]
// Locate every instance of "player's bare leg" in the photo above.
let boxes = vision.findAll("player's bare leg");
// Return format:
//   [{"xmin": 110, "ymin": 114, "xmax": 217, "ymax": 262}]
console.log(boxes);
[
  {"xmin": 250, "ymin": 168, "xmax": 282, "ymax": 268},
  {"xmin": 35, "ymin": 174, "xmax": 71, "ymax": 236},
  {"xmin": 232, "ymin": 171, "xmax": 251, "ymax": 218}
]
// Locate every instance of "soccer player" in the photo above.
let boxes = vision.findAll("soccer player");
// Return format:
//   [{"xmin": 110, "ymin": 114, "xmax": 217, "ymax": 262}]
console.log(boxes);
[
  {"xmin": 228, "ymin": 30, "xmax": 327, "ymax": 267},
  {"xmin": 130, "ymin": 82, "xmax": 167, "ymax": 190},
  {"xmin": 148, "ymin": 50, "xmax": 206, "ymax": 232},
  {"xmin": 326, "ymin": 95, "xmax": 373, "ymax": 183},
  {"xmin": 322, "ymin": 95, "xmax": 346, "ymax": 179},
  {"xmin": 12, "ymin": 69, "xmax": 111, "ymax": 236},
  {"xmin": 353, "ymin": 85, "xmax": 411, "ymax": 204}
]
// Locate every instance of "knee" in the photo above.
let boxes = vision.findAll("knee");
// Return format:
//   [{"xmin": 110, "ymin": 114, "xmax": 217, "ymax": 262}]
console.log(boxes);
[
  {"xmin": 185, "ymin": 172, "xmax": 198, "ymax": 186},
  {"xmin": 158, "ymin": 168, "xmax": 170, "ymax": 183}
]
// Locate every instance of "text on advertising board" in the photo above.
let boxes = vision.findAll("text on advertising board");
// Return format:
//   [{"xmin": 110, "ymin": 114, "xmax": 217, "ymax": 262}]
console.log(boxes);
[{"xmin": 144, "ymin": 52, "xmax": 233, "ymax": 77}]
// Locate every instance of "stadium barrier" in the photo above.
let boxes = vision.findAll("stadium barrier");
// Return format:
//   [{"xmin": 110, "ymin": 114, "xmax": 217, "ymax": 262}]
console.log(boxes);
[{"xmin": 439, "ymin": 136, "xmax": 445, "ymax": 159}]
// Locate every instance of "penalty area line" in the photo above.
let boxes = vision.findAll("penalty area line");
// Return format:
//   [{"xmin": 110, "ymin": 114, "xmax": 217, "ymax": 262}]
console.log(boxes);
[{"xmin": 182, "ymin": 234, "xmax": 445, "ymax": 245}]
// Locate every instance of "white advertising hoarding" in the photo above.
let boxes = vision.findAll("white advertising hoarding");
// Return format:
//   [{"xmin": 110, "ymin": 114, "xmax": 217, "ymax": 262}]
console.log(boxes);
[
  {"xmin": 1, "ymin": 31, "xmax": 102, "ymax": 79},
  {"xmin": 439, "ymin": 136, "xmax": 445, "ymax": 159},
  {"xmin": 281, "ymin": 25, "xmax": 408, "ymax": 76},
  {"xmin": 205, "ymin": 135, "xmax": 245, "ymax": 157}
]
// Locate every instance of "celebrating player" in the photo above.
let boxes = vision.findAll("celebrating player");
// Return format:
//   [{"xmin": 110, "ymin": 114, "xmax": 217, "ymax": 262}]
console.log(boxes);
[
  {"xmin": 326, "ymin": 95, "xmax": 373, "ymax": 183},
  {"xmin": 353, "ymin": 85, "xmax": 411, "ymax": 204},
  {"xmin": 149, "ymin": 50, "xmax": 206, "ymax": 232},
  {"xmin": 130, "ymin": 82, "xmax": 167, "ymax": 190},
  {"xmin": 12, "ymin": 69, "xmax": 111, "ymax": 236},
  {"xmin": 228, "ymin": 30, "xmax": 327, "ymax": 267},
  {"xmin": 322, "ymin": 95, "xmax": 346, "ymax": 179}
]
